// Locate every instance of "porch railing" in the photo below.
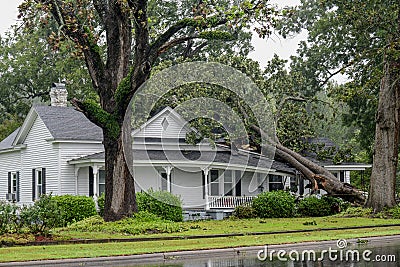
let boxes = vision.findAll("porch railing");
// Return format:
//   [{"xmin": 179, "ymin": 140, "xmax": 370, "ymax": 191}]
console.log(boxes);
[{"xmin": 208, "ymin": 196, "xmax": 255, "ymax": 209}]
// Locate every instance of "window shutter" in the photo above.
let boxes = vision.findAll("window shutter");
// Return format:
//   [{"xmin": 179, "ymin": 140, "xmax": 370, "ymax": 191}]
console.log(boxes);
[
  {"xmin": 32, "ymin": 169, "xmax": 36, "ymax": 201},
  {"xmin": 89, "ymin": 167, "xmax": 94, "ymax": 197},
  {"xmin": 8, "ymin": 172, "xmax": 11, "ymax": 194},
  {"xmin": 42, "ymin": 168, "xmax": 46, "ymax": 195},
  {"xmin": 235, "ymin": 171, "xmax": 241, "ymax": 196},
  {"xmin": 16, "ymin": 172, "xmax": 20, "ymax": 202},
  {"xmin": 202, "ymin": 172, "xmax": 205, "ymax": 199}
]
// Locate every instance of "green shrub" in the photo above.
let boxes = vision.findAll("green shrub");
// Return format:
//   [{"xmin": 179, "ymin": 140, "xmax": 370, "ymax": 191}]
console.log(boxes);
[
  {"xmin": 338, "ymin": 207, "xmax": 373, "ymax": 217},
  {"xmin": 0, "ymin": 234, "xmax": 35, "ymax": 246},
  {"xmin": 0, "ymin": 202, "xmax": 20, "ymax": 235},
  {"xmin": 298, "ymin": 196, "xmax": 346, "ymax": 217},
  {"xmin": 374, "ymin": 206, "xmax": 400, "ymax": 219},
  {"xmin": 64, "ymin": 215, "xmax": 105, "ymax": 232},
  {"xmin": 67, "ymin": 211, "xmax": 184, "ymax": 235},
  {"xmin": 97, "ymin": 193, "xmax": 105, "ymax": 217},
  {"xmin": 252, "ymin": 191, "xmax": 295, "ymax": 218},
  {"xmin": 298, "ymin": 196, "xmax": 331, "ymax": 217},
  {"xmin": 97, "ymin": 191, "xmax": 183, "ymax": 222},
  {"xmin": 53, "ymin": 195, "xmax": 97, "ymax": 226},
  {"xmin": 232, "ymin": 205, "xmax": 256, "ymax": 219},
  {"xmin": 19, "ymin": 194, "xmax": 63, "ymax": 236},
  {"xmin": 137, "ymin": 190, "xmax": 183, "ymax": 222},
  {"xmin": 388, "ymin": 206, "xmax": 400, "ymax": 219}
]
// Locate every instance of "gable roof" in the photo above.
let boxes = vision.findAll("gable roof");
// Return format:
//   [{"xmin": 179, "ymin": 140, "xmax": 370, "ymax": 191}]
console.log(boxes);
[
  {"xmin": 12, "ymin": 105, "xmax": 103, "ymax": 145},
  {"xmin": 132, "ymin": 106, "xmax": 195, "ymax": 139},
  {"xmin": 34, "ymin": 106, "xmax": 103, "ymax": 141},
  {"xmin": 0, "ymin": 128, "xmax": 20, "ymax": 150}
]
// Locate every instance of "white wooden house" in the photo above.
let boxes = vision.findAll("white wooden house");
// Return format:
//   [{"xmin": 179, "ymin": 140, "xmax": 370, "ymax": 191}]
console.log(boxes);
[{"xmin": 0, "ymin": 84, "xmax": 371, "ymax": 211}]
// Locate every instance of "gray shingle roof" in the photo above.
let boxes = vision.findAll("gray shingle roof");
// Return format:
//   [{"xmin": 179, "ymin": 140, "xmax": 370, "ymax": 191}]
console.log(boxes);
[
  {"xmin": 0, "ymin": 128, "xmax": 20, "ymax": 150},
  {"xmin": 71, "ymin": 147, "xmax": 296, "ymax": 174},
  {"xmin": 34, "ymin": 105, "xmax": 103, "ymax": 141}
]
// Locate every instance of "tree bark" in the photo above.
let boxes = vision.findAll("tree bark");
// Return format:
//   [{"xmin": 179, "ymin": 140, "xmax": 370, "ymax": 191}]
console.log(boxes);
[
  {"xmin": 252, "ymin": 125, "xmax": 367, "ymax": 205},
  {"xmin": 103, "ymin": 131, "xmax": 137, "ymax": 221},
  {"xmin": 366, "ymin": 58, "xmax": 400, "ymax": 212}
]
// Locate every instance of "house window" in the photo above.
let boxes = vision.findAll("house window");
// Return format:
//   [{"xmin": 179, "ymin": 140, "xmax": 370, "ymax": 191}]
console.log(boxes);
[
  {"xmin": 269, "ymin": 175, "xmax": 284, "ymax": 191},
  {"xmin": 209, "ymin": 170, "xmax": 236, "ymax": 196},
  {"xmin": 339, "ymin": 171, "xmax": 345, "ymax": 183},
  {"xmin": 224, "ymin": 170, "xmax": 233, "ymax": 196},
  {"xmin": 210, "ymin": 170, "xmax": 219, "ymax": 196},
  {"xmin": 32, "ymin": 168, "xmax": 46, "ymax": 201},
  {"xmin": 37, "ymin": 169, "xmax": 43, "ymax": 198},
  {"xmin": 7, "ymin": 172, "xmax": 19, "ymax": 202},
  {"xmin": 99, "ymin": 170, "xmax": 105, "ymax": 195},
  {"xmin": 257, "ymin": 173, "xmax": 267, "ymax": 193},
  {"xmin": 290, "ymin": 177, "xmax": 298, "ymax": 193},
  {"xmin": 160, "ymin": 172, "xmax": 168, "ymax": 191},
  {"xmin": 12, "ymin": 173, "xmax": 17, "ymax": 193}
]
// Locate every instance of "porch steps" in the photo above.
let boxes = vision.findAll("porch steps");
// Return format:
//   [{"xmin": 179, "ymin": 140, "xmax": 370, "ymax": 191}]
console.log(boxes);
[{"xmin": 183, "ymin": 210, "xmax": 233, "ymax": 221}]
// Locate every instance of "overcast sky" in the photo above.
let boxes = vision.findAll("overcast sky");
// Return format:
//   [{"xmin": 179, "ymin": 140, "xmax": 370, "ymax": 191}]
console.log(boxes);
[{"xmin": 0, "ymin": 0, "xmax": 304, "ymax": 69}]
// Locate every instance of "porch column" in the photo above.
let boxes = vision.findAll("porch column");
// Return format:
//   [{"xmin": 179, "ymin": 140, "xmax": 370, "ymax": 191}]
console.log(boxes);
[
  {"xmin": 163, "ymin": 166, "xmax": 173, "ymax": 193},
  {"xmin": 203, "ymin": 168, "xmax": 210, "ymax": 210},
  {"xmin": 92, "ymin": 165, "xmax": 99, "ymax": 210},
  {"xmin": 74, "ymin": 166, "xmax": 80, "ymax": 195}
]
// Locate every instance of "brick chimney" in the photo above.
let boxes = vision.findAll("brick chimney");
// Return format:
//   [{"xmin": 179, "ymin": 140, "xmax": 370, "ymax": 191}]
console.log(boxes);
[{"xmin": 50, "ymin": 83, "xmax": 68, "ymax": 107}]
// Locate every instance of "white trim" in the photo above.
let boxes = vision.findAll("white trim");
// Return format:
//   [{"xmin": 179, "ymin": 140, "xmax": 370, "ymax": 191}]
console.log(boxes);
[
  {"xmin": 69, "ymin": 158, "xmax": 278, "ymax": 174},
  {"xmin": 203, "ymin": 168, "xmax": 210, "ymax": 210},
  {"xmin": 13, "ymin": 107, "xmax": 39, "ymax": 146},
  {"xmin": 57, "ymin": 143, "xmax": 62, "ymax": 195},
  {"xmin": 74, "ymin": 166, "xmax": 80, "ymax": 195},
  {"xmin": 324, "ymin": 164, "xmax": 372, "ymax": 171},
  {"xmin": 68, "ymin": 159, "xmax": 105, "ymax": 165},
  {"xmin": 0, "ymin": 145, "xmax": 26, "ymax": 154},
  {"xmin": 47, "ymin": 139, "xmax": 103, "ymax": 144},
  {"xmin": 131, "ymin": 106, "xmax": 196, "ymax": 137}
]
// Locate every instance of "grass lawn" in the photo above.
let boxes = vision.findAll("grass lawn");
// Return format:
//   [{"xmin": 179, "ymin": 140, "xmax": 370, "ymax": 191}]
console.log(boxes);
[
  {"xmin": 54, "ymin": 216, "xmax": 400, "ymax": 240},
  {"xmin": 1, "ymin": 217, "xmax": 400, "ymax": 263},
  {"xmin": 1, "ymin": 227, "xmax": 400, "ymax": 262}
]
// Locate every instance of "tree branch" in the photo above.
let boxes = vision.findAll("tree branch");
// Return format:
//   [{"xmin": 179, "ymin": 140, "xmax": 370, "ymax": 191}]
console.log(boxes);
[
  {"xmin": 158, "ymin": 35, "xmax": 200, "ymax": 56},
  {"xmin": 187, "ymin": 41, "xmax": 209, "ymax": 58},
  {"xmin": 38, "ymin": 0, "xmax": 106, "ymax": 94},
  {"xmin": 148, "ymin": 16, "xmax": 228, "ymax": 64},
  {"xmin": 275, "ymin": 96, "xmax": 307, "ymax": 125}
]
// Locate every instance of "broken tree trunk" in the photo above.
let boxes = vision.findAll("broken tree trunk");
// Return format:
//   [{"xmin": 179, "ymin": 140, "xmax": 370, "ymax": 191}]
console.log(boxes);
[{"xmin": 252, "ymin": 125, "xmax": 366, "ymax": 205}]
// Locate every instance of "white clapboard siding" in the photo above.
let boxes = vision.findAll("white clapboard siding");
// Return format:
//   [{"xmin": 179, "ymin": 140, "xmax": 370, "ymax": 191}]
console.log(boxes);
[
  {"xmin": 0, "ymin": 151, "xmax": 21, "ymax": 201},
  {"xmin": 134, "ymin": 166, "xmax": 160, "ymax": 192},
  {"xmin": 20, "ymin": 116, "xmax": 58, "ymax": 203},
  {"xmin": 240, "ymin": 171, "xmax": 260, "ymax": 196},
  {"xmin": 134, "ymin": 112, "xmax": 189, "ymax": 139},
  {"xmin": 59, "ymin": 143, "xmax": 104, "ymax": 195},
  {"xmin": 172, "ymin": 168, "xmax": 203, "ymax": 208},
  {"xmin": 77, "ymin": 166, "xmax": 90, "ymax": 196}
]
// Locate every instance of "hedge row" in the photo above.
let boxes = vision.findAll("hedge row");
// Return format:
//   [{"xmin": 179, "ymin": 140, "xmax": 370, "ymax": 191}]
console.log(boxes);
[{"xmin": 234, "ymin": 190, "xmax": 347, "ymax": 219}]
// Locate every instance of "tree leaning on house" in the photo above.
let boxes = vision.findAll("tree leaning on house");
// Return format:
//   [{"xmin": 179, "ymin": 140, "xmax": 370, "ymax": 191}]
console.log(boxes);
[
  {"xmin": 18, "ymin": 0, "xmax": 273, "ymax": 221},
  {"xmin": 277, "ymin": 0, "xmax": 400, "ymax": 211}
]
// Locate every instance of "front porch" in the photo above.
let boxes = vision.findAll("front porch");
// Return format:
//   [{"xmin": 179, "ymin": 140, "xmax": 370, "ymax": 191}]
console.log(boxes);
[{"xmin": 207, "ymin": 195, "xmax": 255, "ymax": 209}]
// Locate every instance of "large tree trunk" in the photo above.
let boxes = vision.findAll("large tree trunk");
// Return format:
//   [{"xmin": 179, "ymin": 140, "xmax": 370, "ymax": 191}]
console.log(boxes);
[
  {"xmin": 366, "ymin": 58, "xmax": 400, "ymax": 212},
  {"xmin": 252, "ymin": 125, "xmax": 366, "ymax": 205},
  {"xmin": 103, "ymin": 131, "xmax": 138, "ymax": 221}
]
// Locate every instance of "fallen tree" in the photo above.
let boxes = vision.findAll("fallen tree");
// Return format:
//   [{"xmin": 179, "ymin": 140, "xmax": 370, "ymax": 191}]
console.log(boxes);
[{"xmin": 251, "ymin": 125, "xmax": 366, "ymax": 205}]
